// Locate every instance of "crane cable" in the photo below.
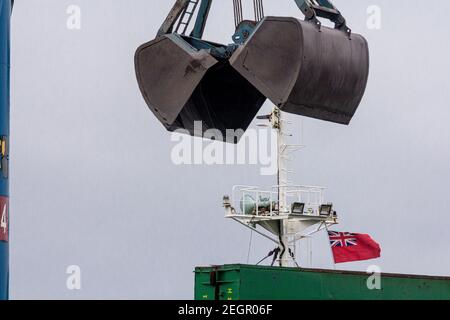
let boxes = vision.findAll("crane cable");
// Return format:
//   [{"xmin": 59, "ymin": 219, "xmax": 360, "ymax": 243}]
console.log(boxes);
[
  {"xmin": 253, "ymin": 0, "xmax": 264, "ymax": 22},
  {"xmin": 233, "ymin": 0, "xmax": 243, "ymax": 27},
  {"xmin": 234, "ymin": 0, "xmax": 265, "ymax": 27}
]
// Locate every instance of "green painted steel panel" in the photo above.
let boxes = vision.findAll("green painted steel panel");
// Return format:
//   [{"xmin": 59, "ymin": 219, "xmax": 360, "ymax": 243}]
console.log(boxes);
[{"xmin": 194, "ymin": 264, "xmax": 450, "ymax": 300}]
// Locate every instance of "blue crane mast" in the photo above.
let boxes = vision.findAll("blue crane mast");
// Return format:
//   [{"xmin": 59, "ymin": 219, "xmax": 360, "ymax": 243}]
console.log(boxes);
[{"xmin": 0, "ymin": 0, "xmax": 12, "ymax": 300}]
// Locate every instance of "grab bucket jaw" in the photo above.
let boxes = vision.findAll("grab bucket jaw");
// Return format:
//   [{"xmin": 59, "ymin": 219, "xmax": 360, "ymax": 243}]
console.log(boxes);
[
  {"xmin": 135, "ymin": 34, "xmax": 266, "ymax": 141},
  {"xmin": 230, "ymin": 17, "xmax": 370, "ymax": 125},
  {"xmin": 135, "ymin": 34, "xmax": 218, "ymax": 129}
]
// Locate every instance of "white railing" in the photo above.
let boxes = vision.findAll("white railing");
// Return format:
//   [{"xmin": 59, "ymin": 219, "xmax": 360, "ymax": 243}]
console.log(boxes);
[{"xmin": 229, "ymin": 185, "xmax": 327, "ymax": 217}]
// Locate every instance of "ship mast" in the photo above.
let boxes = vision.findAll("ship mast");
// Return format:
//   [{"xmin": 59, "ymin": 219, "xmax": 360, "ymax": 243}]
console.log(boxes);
[
  {"xmin": 223, "ymin": 106, "xmax": 338, "ymax": 268},
  {"xmin": 274, "ymin": 107, "xmax": 292, "ymax": 267}
]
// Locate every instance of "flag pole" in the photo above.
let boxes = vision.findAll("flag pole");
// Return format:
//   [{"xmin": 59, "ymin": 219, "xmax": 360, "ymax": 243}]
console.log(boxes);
[{"xmin": 324, "ymin": 224, "xmax": 336, "ymax": 270}]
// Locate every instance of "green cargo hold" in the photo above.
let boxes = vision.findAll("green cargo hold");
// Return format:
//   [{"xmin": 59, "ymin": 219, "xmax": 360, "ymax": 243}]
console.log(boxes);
[{"xmin": 194, "ymin": 264, "xmax": 450, "ymax": 300}]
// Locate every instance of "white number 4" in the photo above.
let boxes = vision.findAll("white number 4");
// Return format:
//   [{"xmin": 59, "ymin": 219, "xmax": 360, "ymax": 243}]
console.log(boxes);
[{"xmin": 0, "ymin": 205, "xmax": 6, "ymax": 234}]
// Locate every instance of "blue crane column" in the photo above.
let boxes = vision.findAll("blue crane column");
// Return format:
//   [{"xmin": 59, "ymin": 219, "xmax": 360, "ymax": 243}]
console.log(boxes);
[{"xmin": 0, "ymin": 0, "xmax": 11, "ymax": 300}]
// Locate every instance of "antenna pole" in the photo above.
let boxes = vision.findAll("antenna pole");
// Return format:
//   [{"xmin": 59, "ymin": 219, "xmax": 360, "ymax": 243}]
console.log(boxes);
[{"xmin": 273, "ymin": 107, "xmax": 291, "ymax": 267}]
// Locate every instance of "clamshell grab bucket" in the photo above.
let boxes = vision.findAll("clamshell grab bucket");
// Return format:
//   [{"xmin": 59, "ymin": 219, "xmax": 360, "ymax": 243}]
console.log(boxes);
[
  {"xmin": 135, "ymin": 2, "xmax": 370, "ymax": 142},
  {"xmin": 230, "ymin": 17, "xmax": 370, "ymax": 125},
  {"xmin": 135, "ymin": 34, "xmax": 266, "ymax": 140}
]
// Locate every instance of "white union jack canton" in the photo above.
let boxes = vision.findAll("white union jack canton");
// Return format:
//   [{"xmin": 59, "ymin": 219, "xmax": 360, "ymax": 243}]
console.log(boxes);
[{"xmin": 328, "ymin": 231, "xmax": 357, "ymax": 247}]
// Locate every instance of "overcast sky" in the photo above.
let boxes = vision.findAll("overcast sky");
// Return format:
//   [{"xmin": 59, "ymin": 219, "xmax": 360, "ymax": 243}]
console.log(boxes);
[{"xmin": 8, "ymin": 0, "xmax": 450, "ymax": 299}]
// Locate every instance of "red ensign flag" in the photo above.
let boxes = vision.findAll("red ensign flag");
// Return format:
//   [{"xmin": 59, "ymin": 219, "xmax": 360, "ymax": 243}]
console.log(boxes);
[{"xmin": 328, "ymin": 231, "xmax": 381, "ymax": 264}]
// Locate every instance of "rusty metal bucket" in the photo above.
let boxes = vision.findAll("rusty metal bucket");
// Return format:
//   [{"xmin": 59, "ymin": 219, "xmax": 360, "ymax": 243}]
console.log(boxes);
[
  {"xmin": 135, "ymin": 34, "xmax": 266, "ymax": 140},
  {"xmin": 230, "ymin": 17, "xmax": 370, "ymax": 125}
]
